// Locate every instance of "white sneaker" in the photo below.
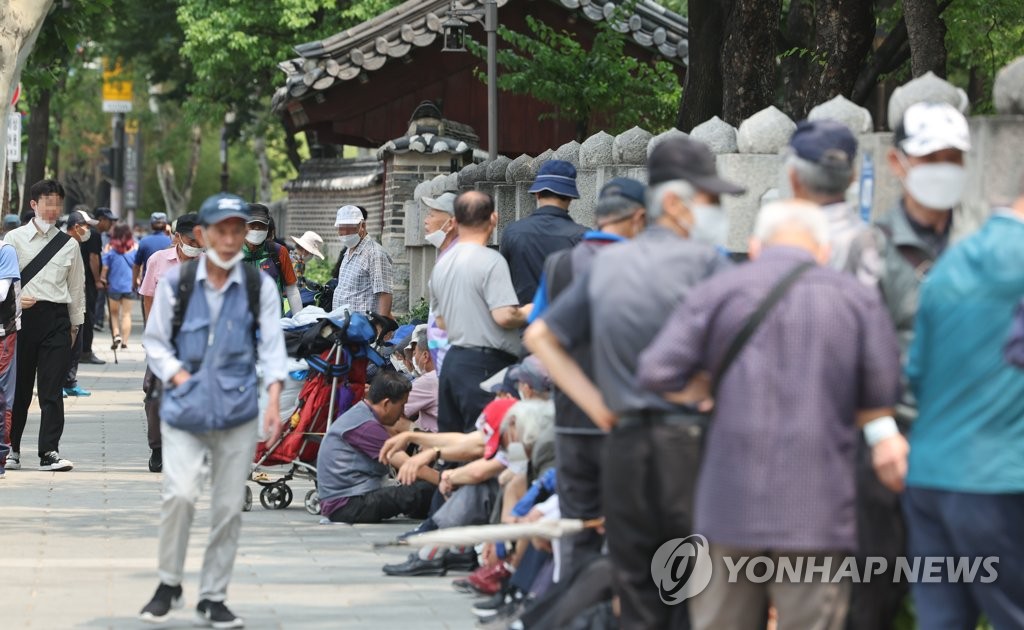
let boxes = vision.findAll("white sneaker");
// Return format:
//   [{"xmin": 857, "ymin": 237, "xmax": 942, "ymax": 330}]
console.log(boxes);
[
  {"xmin": 39, "ymin": 451, "xmax": 73, "ymax": 472},
  {"xmin": 6, "ymin": 452, "xmax": 20, "ymax": 470}
]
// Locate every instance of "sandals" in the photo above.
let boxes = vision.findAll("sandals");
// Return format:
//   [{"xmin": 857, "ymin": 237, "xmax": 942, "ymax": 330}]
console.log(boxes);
[{"xmin": 112, "ymin": 335, "xmax": 122, "ymax": 350}]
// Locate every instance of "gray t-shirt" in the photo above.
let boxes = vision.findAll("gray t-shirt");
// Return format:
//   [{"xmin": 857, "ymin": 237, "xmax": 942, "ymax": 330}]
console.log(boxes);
[
  {"xmin": 543, "ymin": 226, "xmax": 729, "ymax": 414},
  {"xmin": 429, "ymin": 242, "xmax": 521, "ymax": 356}
]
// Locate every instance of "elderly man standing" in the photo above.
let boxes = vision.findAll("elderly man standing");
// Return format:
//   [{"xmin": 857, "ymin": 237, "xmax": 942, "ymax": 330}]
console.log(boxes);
[
  {"xmin": 6, "ymin": 179, "xmax": 85, "ymax": 472},
  {"xmin": 525, "ymin": 137, "xmax": 743, "ymax": 630},
  {"xmin": 636, "ymin": 200, "xmax": 903, "ymax": 630},
  {"xmin": 421, "ymin": 192, "xmax": 458, "ymax": 373},
  {"xmin": 900, "ymin": 191, "xmax": 1024, "ymax": 628},
  {"xmin": 243, "ymin": 203, "xmax": 302, "ymax": 315},
  {"xmin": 332, "ymin": 204, "xmax": 393, "ymax": 319},
  {"xmin": 500, "ymin": 160, "xmax": 587, "ymax": 305},
  {"xmin": 139, "ymin": 193, "xmax": 286, "ymax": 627},
  {"xmin": 432, "ymin": 191, "xmax": 530, "ymax": 434},
  {"xmin": 133, "ymin": 212, "xmax": 172, "ymax": 294}
]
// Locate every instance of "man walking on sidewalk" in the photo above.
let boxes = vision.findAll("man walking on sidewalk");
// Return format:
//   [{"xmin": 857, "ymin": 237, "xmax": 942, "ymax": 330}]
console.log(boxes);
[
  {"xmin": 6, "ymin": 179, "xmax": 85, "ymax": 472},
  {"xmin": 0, "ymin": 235, "xmax": 21, "ymax": 478},
  {"xmin": 140, "ymin": 193, "xmax": 286, "ymax": 628}
]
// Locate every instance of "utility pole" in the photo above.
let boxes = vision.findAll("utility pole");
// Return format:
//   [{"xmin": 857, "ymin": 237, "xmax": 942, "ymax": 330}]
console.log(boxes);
[
  {"xmin": 110, "ymin": 112, "xmax": 125, "ymax": 218},
  {"xmin": 485, "ymin": 0, "xmax": 498, "ymax": 161}
]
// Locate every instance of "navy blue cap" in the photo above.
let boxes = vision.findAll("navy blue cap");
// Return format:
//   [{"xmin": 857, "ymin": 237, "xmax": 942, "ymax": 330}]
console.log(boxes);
[
  {"xmin": 198, "ymin": 193, "xmax": 250, "ymax": 226},
  {"xmin": 790, "ymin": 120, "xmax": 857, "ymax": 169},
  {"xmin": 92, "ymin": 207, "xmax": 115, "ymax": 221},
  {"xmin": 599, "ymin": 177, "xmax": 646, "ymax": 206},
  {"xmin": 528, "ymin": 160, "xmax": 580, "ymax": 199}
]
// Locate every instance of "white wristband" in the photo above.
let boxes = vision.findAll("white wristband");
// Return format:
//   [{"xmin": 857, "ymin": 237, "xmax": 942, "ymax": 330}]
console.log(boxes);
[{"xmin": 863, "ymin": 416, "xmax": 899, "ymax": 447}]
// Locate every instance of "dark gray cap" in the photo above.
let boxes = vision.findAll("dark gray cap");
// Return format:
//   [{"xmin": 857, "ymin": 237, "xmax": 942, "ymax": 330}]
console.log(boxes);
[{"xmin": 647, "ymin": 136, "xmax": 745, "ymax": 195}]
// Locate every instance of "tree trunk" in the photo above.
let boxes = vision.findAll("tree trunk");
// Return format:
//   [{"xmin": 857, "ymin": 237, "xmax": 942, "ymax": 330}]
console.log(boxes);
[
  {"xmin": 677, "ymin": 0, "xmax": 727, "ymax": 131},
  {"xmin": 22, "ymin": 86, "xmax": 50, "ymax": 212},
  {"xmin": 779, "ymin": 0, "xmax": 816, "ymax": 120},
  {"xmin": 721, "ymin": 0, "xmax": 780, "ymax": 125},
  {"xmin": 155, "ymin": 124, "xmax": 202, "ymax": 216},
  {"xmin": 903, "ymin": 0, "xmax": 947, "ymax": 78},
  {"xmin": 0, "ymin": 0, "xmax": 55, "ymax": 182},
  {"xmin": 813, "ymin": 0, "xmax": 874, "ymax": 104},
  {"xmin": 253, "ymin": 134, "xmax": 272, "ymax": 203}
]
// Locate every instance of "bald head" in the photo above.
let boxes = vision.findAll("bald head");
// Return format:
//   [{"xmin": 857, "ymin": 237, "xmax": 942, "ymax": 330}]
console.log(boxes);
[{"xmin": 454, "ymin": 190, "xmax": 495, "ymax": 228}]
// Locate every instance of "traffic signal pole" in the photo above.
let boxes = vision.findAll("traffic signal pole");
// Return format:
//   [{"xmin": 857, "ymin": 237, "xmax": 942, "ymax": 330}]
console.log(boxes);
[{"xmin": 110, "ymin": 113, "xmax": 125, "ymax": 218}]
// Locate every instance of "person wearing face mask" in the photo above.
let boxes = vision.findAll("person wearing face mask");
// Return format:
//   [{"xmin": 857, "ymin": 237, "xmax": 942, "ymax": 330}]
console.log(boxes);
[
  {"xmin": 287, "ymin": 230, "xmax": 324, "ymax": 279},
  {"xmin": 137, "ymin": 213, "xmax": 202, "ymax": 473},
  {"xmin": 524, "ymin": 136, "xmax": 744, "ymax": 630},
  {"xmin": 403, "ymin": 326, "xmax": 439, "ymax": 432},
  {"xmin": 139, "ymin": 193, "xmax": 286, "ymax": 628},
  {"xmin": 60, "ymin": 210, "xmax": 101, "ymax": 399},
  {"xmin": 132, "ymin": 212, "xmax": 171, "ymax": 297},
  {"xmin": 421, "ymin": 192, "xmax": 458, "ymax": 374},
  {"xmin": 332, "ymin": 204, "xmax": 394, "ymax": 318},
  {"xmin": 5, "ymin": 180, "xmax": 85, "ymax": 473},
  {"xmin": 242, "ymin": 203, "xmax": 302, "ymax": 316}
]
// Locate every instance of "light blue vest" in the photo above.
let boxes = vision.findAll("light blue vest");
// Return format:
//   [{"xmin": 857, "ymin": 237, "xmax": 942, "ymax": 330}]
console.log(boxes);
[{"xmin": 160, "ymin": 267, "xmax": 259, "ymax": 433}]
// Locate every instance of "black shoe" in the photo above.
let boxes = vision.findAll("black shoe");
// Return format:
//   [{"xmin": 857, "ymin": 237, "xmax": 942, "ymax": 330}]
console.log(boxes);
[
  {"xmin": 444, "ymin": 548, "xmax": 479, "ymax": 572},
  {"xmin": 139, "ymin": 583, "xmax": 183, "ymax": 623},
  {"xmin": 148, "ymin": 448, "xmax": 162, "ymax": 473},
  {"xmin": 39, "ymin": 451, "xmax": 73, "ymax": 472},
  {"xmin": 80, "ymin": 353, "xmax": 106, "ymax": 365},
  {"xmin": 382, "ymin": 552, "xmax": 446, "ymax": 577},
  {"xmin": 471, "ymin": 590, "xmax": 510, "ymax": 615},
  {"xmin": 196, "ymin": 599, "xmax": 244, "ymax": 629}
]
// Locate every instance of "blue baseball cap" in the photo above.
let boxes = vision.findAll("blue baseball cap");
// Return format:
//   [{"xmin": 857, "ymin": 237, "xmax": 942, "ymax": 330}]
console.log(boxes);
[
  {"xmin": 599, "ymin": 177, "xmax": 646, "ymax": 206},
  {"xmin": 198, "ymin": 193, "xmax": 250, "ymax": 226},
  {"xmin": 790, "ymin": 120, "xmax": 857, "ymax": 169},
  {"xmin": 528, "ymin": 160, "xmax": 580, "ymax": 199}
]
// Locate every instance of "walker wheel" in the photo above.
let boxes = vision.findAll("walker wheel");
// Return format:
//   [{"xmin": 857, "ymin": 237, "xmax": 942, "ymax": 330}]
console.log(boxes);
[
  {"xmin": 242, "ymin": 486, "xmax": 252, "ymax": 512},
  {"xmin": 260, "ymin": 483, "xmax": 293, "ymax": 510},
  {"xmin": 304, "ymin": 489, "xmax": 320, "ymax": 516}
]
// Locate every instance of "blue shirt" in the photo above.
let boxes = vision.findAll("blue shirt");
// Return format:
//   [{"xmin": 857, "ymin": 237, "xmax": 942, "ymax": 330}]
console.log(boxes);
[
  {"xmin": 906, "ymin": 213, "xmax": 1024, "ymax": 493},
  {"xmin": 136, "ymin": 232, "xmax": 172, "ymax": 279},
  {"xmin": 499, "ymin": 205, "xmax": 587, "ymax": 305},
  {"xmin": 102, "ymin": 249, "xmax": 136, "ymax": 294}
]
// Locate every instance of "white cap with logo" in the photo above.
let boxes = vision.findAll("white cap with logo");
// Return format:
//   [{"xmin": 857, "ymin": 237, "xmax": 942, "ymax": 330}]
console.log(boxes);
[
  {"xmin": 334, "ymin": 205, "xmax": 363, "ymax": 227},
  {"xmin": 896, "ymin": 102, "xmax": 971, "ymax": 157}
]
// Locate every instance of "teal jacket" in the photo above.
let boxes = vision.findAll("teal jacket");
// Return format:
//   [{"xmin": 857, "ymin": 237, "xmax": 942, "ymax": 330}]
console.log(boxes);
[{"xmin": 906, "ymin": 213, "xmax": 1024, "ymax": 493}]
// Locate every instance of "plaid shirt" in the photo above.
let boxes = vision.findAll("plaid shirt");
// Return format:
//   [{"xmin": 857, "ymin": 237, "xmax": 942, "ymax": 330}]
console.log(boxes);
[{"xmin": 332, "ymin": 235, "xmax": 393, "ymax": 314}]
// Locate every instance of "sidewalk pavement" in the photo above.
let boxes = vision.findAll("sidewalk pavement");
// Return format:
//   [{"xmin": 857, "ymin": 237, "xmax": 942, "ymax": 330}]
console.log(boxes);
[{"xmin": 3, "ymin": 332, "xmax": 478, "ymax": 629}]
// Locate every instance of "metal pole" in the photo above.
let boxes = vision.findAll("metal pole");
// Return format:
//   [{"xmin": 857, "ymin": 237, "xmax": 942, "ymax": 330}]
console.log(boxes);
[
  {"xmin": 111, "ymin": 113, "xmax": 125, "ymax": 218},
  {"xmin": 485, "ymin": 0, "xmax": 498, "ymax": 160}
]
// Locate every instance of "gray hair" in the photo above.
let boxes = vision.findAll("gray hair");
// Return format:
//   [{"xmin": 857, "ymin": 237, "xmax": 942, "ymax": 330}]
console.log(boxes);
[
  {"xmin": 645, "ymin": 180, "xmax": 696, "ymax": 221},
  {"xmin": 501, "ymin": 400, "xmax": 554, "ymax": 449},
  {"xmin": 595, "ymin": 195, "xmax": 642, "ymax": 226},
  {"xmin": 753, "ymin": 200, "xmax": 829, "ymax": 246},
  {"xmin": 412, "ymin": 326, "xmax": 428, "ymax": 353},
  {"xmin": 785, "ymin": 152, "xmax": 853, "ymax": 200}
]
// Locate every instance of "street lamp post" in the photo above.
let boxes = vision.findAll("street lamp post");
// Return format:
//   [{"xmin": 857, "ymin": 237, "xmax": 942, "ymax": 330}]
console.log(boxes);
[
  {"xmin": 220, "ymin": 111, "xmax": 236, "ymax": 192},
  {"xmin": 442, "ymin": 0, "xmax": 498, "ymax": 160}
]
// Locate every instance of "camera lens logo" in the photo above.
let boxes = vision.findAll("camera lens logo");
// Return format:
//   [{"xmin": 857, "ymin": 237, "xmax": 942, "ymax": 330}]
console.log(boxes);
[{"xmin": 650, "ymin": 534, "xmax": 714, "ymax": 605}]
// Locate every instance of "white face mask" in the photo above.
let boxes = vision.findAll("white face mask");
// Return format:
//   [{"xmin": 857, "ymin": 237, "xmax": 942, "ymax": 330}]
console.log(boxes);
[
  {"xmin": 180, "ymin": 243, "xmax": 204, "ymax": 258},
  {"xmin": 339, "ymin": 233, "xmax": 360, "ymax": 249},
  {"xmin": 678, "ymin": 204, "xmax": 728, "ymax": 247},
  {"xmin": 504, "ymin": 442, "xmax": 529, "ymax": 476},
  {"xmin": 390, "ymin": 355, "xmax": 410, "ymax": 374},
  {"xmin": 34, "ymin": 218, "xmax": 54, "ymax": 232},
  {"xmin": 77, "ymin": 228, "xmax": 93, "ymax": 242},
  {"xmin": 206, "ymin": 248, "xmax": 244, "ymax": 271},
  {"xmin": 902, "ymin": 161, "xmax": 967, "ymax": 211},
  {"xmin": 424, "ymin": 219, "xmax": 451, "ymax": 249},
  {"xmin": 246, "ymin": 229, "xmax": 268, "ymax": 245}
]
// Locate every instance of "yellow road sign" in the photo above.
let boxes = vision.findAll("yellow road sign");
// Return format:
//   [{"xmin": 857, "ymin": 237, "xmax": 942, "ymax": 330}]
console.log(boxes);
[{"xmin": 102, "ymin": 58, "xmax": 133, "ymax": 113}]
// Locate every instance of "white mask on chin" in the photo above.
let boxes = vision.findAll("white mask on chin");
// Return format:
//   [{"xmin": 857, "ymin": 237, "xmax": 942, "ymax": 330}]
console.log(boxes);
[
  {"xmin": 180, "ymin": 243, "xmax": 204, "ymax": 258},
  {"xmin": 206, "ymin": 248, "xmax": 244, "ymax": 270},
  {"xmin": 424, "ymin": 219, "xmax": 451, "ymax": 249},
  {"xmin": 34, "ymin": 218, "xmax": 54, "ymax": 232},
  {"xmin": 504, "ymin": 442, "xmax": 529, "ymax": 476}
]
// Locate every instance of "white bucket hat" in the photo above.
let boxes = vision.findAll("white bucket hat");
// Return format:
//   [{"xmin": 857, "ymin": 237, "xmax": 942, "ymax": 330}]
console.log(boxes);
[{"xmin": 288, "ymin": 231, "xmax": 325, "ymax": 260}]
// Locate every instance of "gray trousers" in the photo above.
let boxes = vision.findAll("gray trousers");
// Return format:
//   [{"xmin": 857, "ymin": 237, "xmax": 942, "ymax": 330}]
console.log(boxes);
[
  {"xmin": 690, "ymin": 544, "xmax": 850, "ymax": 630},
  {"xmin": 158, "ymin": 419, "xmax": 256, "ymax": 602}
]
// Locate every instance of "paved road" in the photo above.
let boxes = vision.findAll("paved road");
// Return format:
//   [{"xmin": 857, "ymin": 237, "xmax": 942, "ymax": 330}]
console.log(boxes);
[{"xmin": 2, "ymin": 332, "xmax": 477, "ymax": 629}]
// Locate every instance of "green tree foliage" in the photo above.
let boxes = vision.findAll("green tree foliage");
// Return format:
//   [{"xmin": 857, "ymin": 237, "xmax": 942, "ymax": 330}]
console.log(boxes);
[
  {"xmin": 944, "ymin": 0, "xmax": 1024, "ymax": 112},
  {"xmin": 475, "ymin": 14, "xmax": 681, "ymax": 139}
]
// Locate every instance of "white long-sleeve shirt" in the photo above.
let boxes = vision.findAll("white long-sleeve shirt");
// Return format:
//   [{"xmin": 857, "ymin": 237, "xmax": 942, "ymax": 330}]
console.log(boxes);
[{"xmin": 143, "ymin": 256, "xmax": 287, "ymax": 388}]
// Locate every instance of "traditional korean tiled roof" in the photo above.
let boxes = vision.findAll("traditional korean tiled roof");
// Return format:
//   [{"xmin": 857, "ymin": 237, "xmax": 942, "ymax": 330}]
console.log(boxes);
[
  {"xmin": 282, "ymin": 157, "xmax": 384, "ymax": 192},
  {"xmin": 272, "ymin": 0, "xmax": 689, "ymax": 113},
  {"xmin": 375, "ymin": 100, "xmax": 480, "ymax": 159}
]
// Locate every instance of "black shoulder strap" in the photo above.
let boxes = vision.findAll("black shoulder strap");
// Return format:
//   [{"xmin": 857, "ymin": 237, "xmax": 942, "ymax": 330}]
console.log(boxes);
[
  {"xmin": 171, "ymin": 259, "xmax": 199, "ymax": 343},
  {"xmin": 21, "ymin": 231, "xmax": 72, "ymax": 288},
  {"xmin": 711, "ymin": 262, "xmax": 814, "ymax": 396},
  {"xmin": 544, "ymin": 249, "xmax": 575, "ymax": 304},
  {"xmin": 243, "ymin": 263, "xmax": 261, "ymax": 348},
  {"xmin": 875, "ymin": 223, "xmax": 933, "ymax": 278}
]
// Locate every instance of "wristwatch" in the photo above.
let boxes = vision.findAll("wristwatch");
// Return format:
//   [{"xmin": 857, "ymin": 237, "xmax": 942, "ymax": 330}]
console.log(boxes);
[{"xmin": 432, "ymin": 446, "xmax": 443, "ymax": 464}]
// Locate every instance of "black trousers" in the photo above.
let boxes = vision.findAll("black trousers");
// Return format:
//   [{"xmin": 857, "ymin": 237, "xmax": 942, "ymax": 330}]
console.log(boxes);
[
  {"xmin": 847, "ymin": 437, "xmax": 908, "ymax": 630},
  {"xmin": 11, "ymin": 302, "xmax": 71, "ymax": 458},
  {"xmin": 81, "ymin": 284, "xmax": 96, "ymax": 355},
  {"xmin": 437, "ymin": 346, "xmax": 516, "ymax": 433},
  {"xmin": 327, "ymin": 480, "xmax": 435, "ymax": 524},
  {"xmin": 143, "ymin": 367, "xmax": 162, "ymax": 450},
  {"xmin": 63, "ymin": 314, "xmax": 84, "ymax": 388},
  {"xmin": 555, "ymin": 432, "xmax": 606, "ymax": 577},
  {"xmin": 603, "ymin": 420, "xmax": 702, "ymax": 630}
]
